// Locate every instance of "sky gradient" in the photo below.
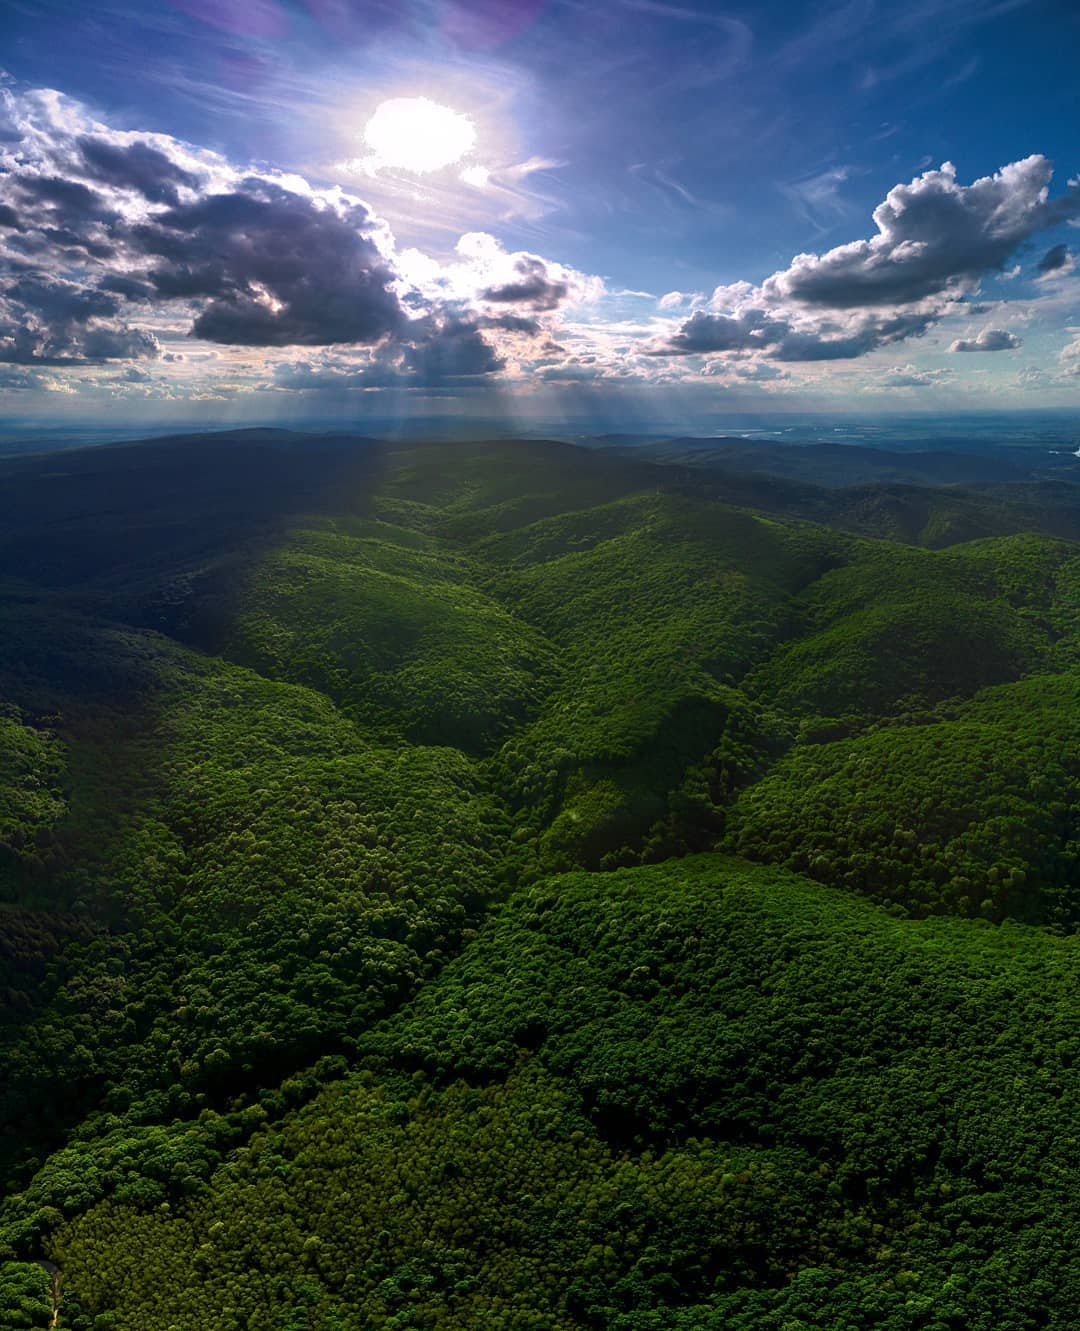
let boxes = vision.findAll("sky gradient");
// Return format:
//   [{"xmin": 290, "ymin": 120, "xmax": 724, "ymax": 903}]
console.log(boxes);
[{"xmin": 1, "ymin": 0, "xmax": 1078, "ymax": 431}]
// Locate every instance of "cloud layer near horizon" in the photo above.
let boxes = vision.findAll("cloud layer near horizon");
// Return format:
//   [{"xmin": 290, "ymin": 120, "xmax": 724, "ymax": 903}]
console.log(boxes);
[{"xmin": 0, "ymin": 82, "xmax": 1077, "ymax": 407}]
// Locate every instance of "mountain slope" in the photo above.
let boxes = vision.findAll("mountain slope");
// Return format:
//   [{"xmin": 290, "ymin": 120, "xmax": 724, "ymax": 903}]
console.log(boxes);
[{"xmin": 47, "ymin": 857, "xmax": 1080, "ymax": 1330}]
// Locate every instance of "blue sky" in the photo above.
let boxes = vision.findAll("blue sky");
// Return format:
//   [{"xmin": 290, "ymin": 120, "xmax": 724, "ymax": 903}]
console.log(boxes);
[{"xmin": 0, "ymin": 0, "xmax": 1078, "ymax": 429}]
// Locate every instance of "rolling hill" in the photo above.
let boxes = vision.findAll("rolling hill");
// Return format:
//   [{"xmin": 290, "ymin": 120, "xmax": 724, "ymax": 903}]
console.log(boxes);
[{"xmin": 0, "ymin": 430, "xmax": 1076, "ymax": 1330}]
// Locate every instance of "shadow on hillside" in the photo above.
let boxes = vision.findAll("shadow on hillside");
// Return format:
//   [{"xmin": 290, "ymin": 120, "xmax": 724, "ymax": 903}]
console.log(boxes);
[{"xmin": 0, "ymin": 430, "xmax": 389, "ymax": 638}]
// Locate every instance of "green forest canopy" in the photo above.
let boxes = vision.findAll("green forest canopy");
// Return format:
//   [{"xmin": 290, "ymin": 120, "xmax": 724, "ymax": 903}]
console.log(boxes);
[{"xmin": 0, "ymin": 433, "xmax": 1076, "ymax": 1329}]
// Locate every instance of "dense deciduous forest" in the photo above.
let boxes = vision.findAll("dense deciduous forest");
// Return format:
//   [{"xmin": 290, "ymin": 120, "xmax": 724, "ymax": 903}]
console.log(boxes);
[{"xmin": 0, "ymin": 431, "xmax": 1076, "ymax": 1329}]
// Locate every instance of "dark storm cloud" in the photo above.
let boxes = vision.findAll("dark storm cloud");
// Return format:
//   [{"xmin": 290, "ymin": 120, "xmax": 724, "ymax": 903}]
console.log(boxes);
[
  {"xmin": 0, "ymin": 113, "xmax": 162, "ymax": 362},
  {"xmin": 6, "ymin": 274, "xmax": 120, "ymax": 324},
  {"xmin": 666, "ymin": 312, "xmax": 750, "ymax": 354},
  {"xmin": 0, "ymin": 90, "xmax": 419, "ymax": 361},
  {"xmin": 0, "ymin": 84, "xmax": 591, "ymax": 389},
  {"xmin": 662, "ymin": 305, "xmax": 933, "ymax": 361},
  {"xmin": 481, "ymin": 255, "xmax": 570, "ymax": 310},
  {"xmin": 948, "ymin": 327, "xmax": 1022, "ymax": 352},
  {"xmin": 98, "ymin": 273, "xmax": 158, "ymax": 302},
  {"xmin": 479, "ymin": 311, "xmax": 543, "ymax": 335},
  {"xmin": 767, "ymin": 328, "xmax": 876, "ymax": 361},
  {"xmin": 15, "ymin": 174, "xmax": 108, "ymax": 218},
  {"xmin": 39, "ymin": 229, "xmax": 116, "ymax": 261},
  {"xmin": 80, "ymin": 324, "xmax": 160, "ymax": 360},
  {"xmin": 77, "ymin": 136, "xmax": 201, "ymax": 205},
  {"xmin": 403, "ymin": 318, "xmax": 504, "ymax": 379},
  {"xmin": 1036, "ymin": 243, "xmax": 1072, "ymax": 275},
  {"xmin": 664, "ymin": 308, "xmax": 781, "ymax": 354},
  {"xmin": 269, "ymin": 311, "xmax": 507, "ymax": 396},
  {"xmin": 128, "ymin": 180, "xmax": 405, "ymax": 346},
  {"xmin": 0, "ymin": 274, "xmax": 160, "ymax": 364},
  {"xmin": 771, "ymin": 310, "xmax": 937, "ymax": 361},
  {"xmin": 2, "ymin": 161, "xmax": 121, "ymax": 263}
]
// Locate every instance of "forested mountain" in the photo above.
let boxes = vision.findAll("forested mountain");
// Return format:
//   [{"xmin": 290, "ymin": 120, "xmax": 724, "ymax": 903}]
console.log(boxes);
[
  {"xmin": 0, "ymin": 431, "xmax": 1076, "ymax": 1330},
  {"xmin": 594, "ymin": 433, "xmax": 1080, "ymax": 486},
  {"xmin": 585, "ymin": 435, "xmax": 1080, "ymax": 546}
]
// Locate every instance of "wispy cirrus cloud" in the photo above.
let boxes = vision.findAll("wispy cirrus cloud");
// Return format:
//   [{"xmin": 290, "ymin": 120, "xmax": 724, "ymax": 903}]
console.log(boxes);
[{"xmin": 779, "ymin": 164, "xmax": 854, "ymax": 232}]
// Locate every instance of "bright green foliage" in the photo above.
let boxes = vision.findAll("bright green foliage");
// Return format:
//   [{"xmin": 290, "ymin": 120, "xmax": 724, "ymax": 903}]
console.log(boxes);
[
  {"xmin": 44, "ymin": 856, "xmax": 1080, "ymax": 1330},
  {"xmin": 0, "ymin": 1261, "xmax": 52, "ymax": 1328},
  {"xmin": 489, "ymin": 495, "xmax": 832, "ymax": 761},
  {"xmin": 484, "ymin": 495, "xmax": 837, "ymax": 866},
  {"xmin": 0, "ymin": 434, "xmax": 1076, "ymax": 1330},
  {"xmin": 744, "ymin": 540, "xmax": 1063, "ymax": 724},
  {"xmin": 946, "ymin": 535, "xmax": 1080, "ymax": 664},
  {"xmin": 48, "ymin": 1062, "xmax": 849, "ymax": 1331},
  {"xmin": 726, "ymin": 673, "xmax": 1080, "ymax": 924},
  {"xmin": 363, "ymin": 856, "xmax": 1079, "ymax": 1328},
  {"xmin": 376, "ymin": 438, "xmax": 652, "ymax": 536},
  {"xmin": 221, "ymin": 517, "xmax": 556, "ymax": 752},
  {"xmin": 0, "ymin": 613, "xmax": 507, "ymax": 1198}
]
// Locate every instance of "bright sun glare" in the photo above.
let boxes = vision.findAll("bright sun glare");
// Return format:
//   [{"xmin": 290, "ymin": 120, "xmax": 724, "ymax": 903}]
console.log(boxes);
[{"xmin": 363, "ymin": 97, "xmax": 477, "ymax": 174}]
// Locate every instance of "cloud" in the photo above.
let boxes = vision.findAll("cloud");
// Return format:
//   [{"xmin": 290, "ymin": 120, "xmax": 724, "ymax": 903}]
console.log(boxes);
[
  {"xmin": 477, "ymin": 311, "xmax": 543, "ymax": 335},
  {"xmin": 701, "ymin": 358, "xmax": 790, "ymax": 383},
  {"xmin": 1, "ymin": 81, "xmax": 1075, "ymax": 405},
  {"xmin": 481, "ymin": 255, "xmax": 569, "ymax": 311},
  {"xmin": 1036, "ymin": 242, "xmax": 1075, "ymax": 280},
  {"xmin": 132, "ymin": 180, "xmax": 403, "ymax": 346},
  {"xmin": 403, "ymin": 316, "xmax": 505, "ymax": 380},
  {"xmin": 537, "ymin": 361, "xmax": 605, "ymax": 383},
  {"xmin": 0, "ymin": 82, "xmax": 594, "ymax": 392},
  {"xmin": 1016, "ymin": 365, "xmax": 1048, "ymax": 390},
  {"xmin": 268, "ymin": 310, "xmax": 506, "ymax": 394},
  {"xmin": 400, "ymin": 232, "xmax": 602, "ymax": 313},
  {"xmin": 762, "ymin": 158, "xmax": 1076, "ymax": 309},
  {"xmin": 657, "ymin": 157, "xmax": 1079, "ymax": 367},
  {"xmin": 0, "ymin": 274, "xmax": 160, "ymax": 364},
  {"xmin": 661, "ymin": 300, "xmax": 936, "ymax": 361},
  {"xmin": 949, "ymin": 327, "xmax": 1022, "ymax": 352},
  {"xmin": 77, "ymin": 135, "xmax": 202, "ymax": 205},
  {"xmin": 875, "ymin": 364, "xmax": 955, "ymax": 389},
  {"xmin": 658, "ymin": 290, "xmax": 699, "ymax": 309},
  {"xmin": 731, "ymin": 361, "xmax": 789, "ymax": 381},
  {"xmin": 1060, "ymin": 337, "xmax": 1080, "ymax": 377},
  {"xmin": 269, "ymin": 356, "xmax": 406, "ymax": 393},
  {"xmin": 779, "ymin": 164, "xmax": 853, "ymax": 230},
  {"xmin": 0, "ymin": 364, "xmax": 76, "ymax": 392},
  {"xmin": 664, "ymin": 309, "xmax": 775, "ymax": 355},
  {"xmin": 772, "ymin": 310, "xmax": 938, "ymax": 361}
]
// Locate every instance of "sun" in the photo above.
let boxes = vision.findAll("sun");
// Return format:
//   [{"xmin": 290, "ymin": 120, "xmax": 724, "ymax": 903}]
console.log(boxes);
[{"xmin": 363, "ymin": 97, "xmax": 477, "ymax": 174}]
